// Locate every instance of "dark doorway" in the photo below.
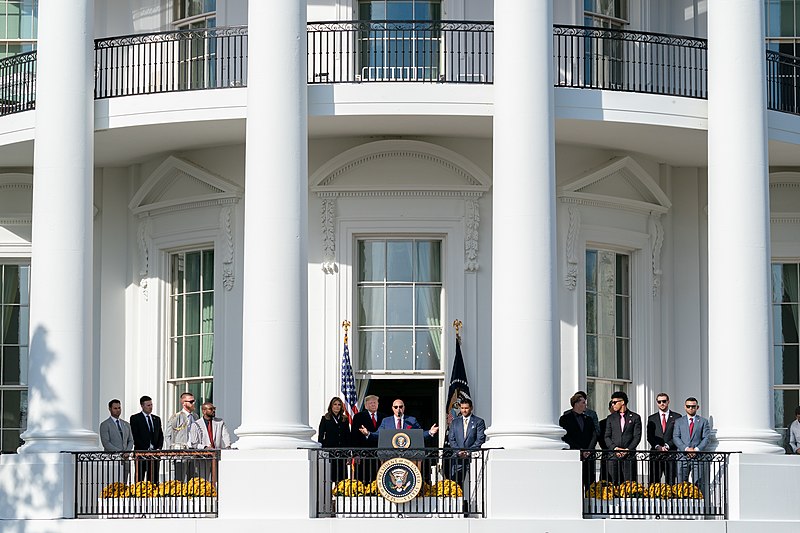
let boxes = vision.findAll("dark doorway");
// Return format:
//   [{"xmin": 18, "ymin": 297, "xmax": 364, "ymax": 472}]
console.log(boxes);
[{"xmin": 363, "ymin": 379, "xmax": 440, "ymax": 437}]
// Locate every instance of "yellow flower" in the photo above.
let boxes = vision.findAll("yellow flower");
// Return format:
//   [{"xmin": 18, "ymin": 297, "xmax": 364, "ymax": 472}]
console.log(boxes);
[
  {"xmin": 429, "ymin": 480, "xmax": 463, "ymax": 498},
  {"xmin": 130, "ymin": 481, "xmax": 157, "ymax": 498},
  {"xmin": 186, "ymin": 477, "xmax": 218, "ymax": 497},
  {"xmin": 157, "ymin": 480, "xmax": 187, "ymax": 497},
  {"xmin": 332, "ymin": 479, "xmax": 365, "ymax": 496},
  {"xmin": 101, "ymin": 482, "xmax": 130, "ymax": 498}
]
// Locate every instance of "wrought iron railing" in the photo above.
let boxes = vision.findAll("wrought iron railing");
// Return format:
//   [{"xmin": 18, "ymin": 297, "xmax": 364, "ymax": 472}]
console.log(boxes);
[
  {"xmin": 307, "ymin": 20, "xmax": 493, "ymax": 84},
  {"xmin": 313, "ymin": 447, "xmax": 489, "ymax": 518},
  {"xmin": 581, "ymin": 450, "xmax": 732, "ymax": 519},
  {"xmin": 0, "ymin": 50, "xmax": 36, "ymax": 116},
  {"xmin": 72, "ymin": 450, "xmax": 220, "ymax": 518},
  {"xmin": 94, "ymin": 26, "xmax": 248, "ymax": 99},
  {"xmin": 553, "ymin": 25, "xmax": 707, "ymax": 98},
  {"xmin": 1, "ymin": 25, "xmax": 800, "ymax": 118}
]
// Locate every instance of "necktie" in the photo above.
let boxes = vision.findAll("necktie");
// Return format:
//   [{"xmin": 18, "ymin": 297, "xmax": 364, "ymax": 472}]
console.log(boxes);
[
  {"xmin": 661, "ymin": 413, "xmax": 667, "ymax": 433},
  {"xmin": 146, "ymin": 415, "xmax": 154, "ymax": 433},
  {"xmin": 689, "ymin": 417, "xmax": 694, "ymax": 438},
  {"xmin": 115, "ymin": 419, "xmax": 123, "ymax": 437},
  {"xmin": 463, "ymin": 418, "xmax": 469, "ymax": 439},
  {"xmin": 396, "ymin": 417, "xmax": 401, "ymax": 429},
  {"xmin": 620, "ymin": 412, "xmax": 626, "ymax": 431},
  {"xmin": 206, "ymin": 419, "xmax": 214, "ymax": 446},
  {"xmin": 371, "ymin": 413, "xmax": 377, "ymax": 429}
]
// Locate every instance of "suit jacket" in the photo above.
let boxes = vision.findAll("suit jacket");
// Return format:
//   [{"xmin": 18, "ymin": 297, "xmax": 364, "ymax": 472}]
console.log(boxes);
[
  {"xmin": 369, "ymin": 415, "xmax": 434, "ymax": 440},
  {"xmin": 559, "ymin": 411, "xmax": 597, "ymax": 450},
  {"xmin": 317, "ymin": 415, "xmax": 350, "ymax": 448},
  {"xmin": 190, "ymin": 417, "xmax": 231, "ymax": 449},
  {"xmin": 165, "ymin": 410, "xmax": 196, "ymax": 449},
  {"xmin": 604, "ymin": 409, "xmax": 642, "ymax": 450},
  {"xmin": 350, "ymin": 410, "xmax": 386, "ymax": 447},
  {"xmin": 646, "ymin": 410, "xmax": 681, "ymax": 450},
  {"xmin": 130, "ymin": 412, "xmax": 164, "ymax": 450},
  {"xmin": 448, "ymin": 415, "xmax": 486, "ymax": 450},
  {"xmin": 672, "ymin": 414, "xmax": 710, "ymax": 451},
  {"xmin": 99, "ymin": 416, "xmax": 134, "ymax": 452}
]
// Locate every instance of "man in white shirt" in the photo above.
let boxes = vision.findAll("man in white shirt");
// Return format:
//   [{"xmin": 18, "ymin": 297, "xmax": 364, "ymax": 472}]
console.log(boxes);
[
  {"xmin": 789, "ymin": 406, "xmax": 800, "ymax": 454},
  {"xmin": 165, "ymin": 392, "xmax": 197, "ymax": 481}
]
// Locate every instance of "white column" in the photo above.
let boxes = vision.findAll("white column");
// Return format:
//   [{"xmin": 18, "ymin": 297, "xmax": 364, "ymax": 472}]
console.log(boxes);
[
  {"xmin": 235, "ymin": 1, "xmax": 316, "ymax": 449},
  {"xmin": 485, "ymin": 0, "xmax": 564, "ymax": 449},
  {"xmin": 707, "ymin": 0, "xmax": 783, "ymax": 453},
  {"xmin": 19, "ymin": 0, "xmax": 98, "ymax": 452}
]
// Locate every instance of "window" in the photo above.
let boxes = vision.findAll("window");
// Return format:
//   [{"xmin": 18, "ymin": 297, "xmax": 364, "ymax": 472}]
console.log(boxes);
[
  {"xmin": 583, "ymin": 0, "xmax": 628, "ymax": 89},
  {"xmin": 0, "ymin": 0, "xmax": 37, "ymax": 59},
  {"xmin": 772, "ymin": 262, "xmax": 800, "ymax": 450},
  {"xmin": 358, "ymin": 0, "xmax": 442, "ymax": 81},
  {"xmin": 356, "ymin": 239, "xmax": 443, "ymax": 372},
  {"xmin": 585, "ymin": 249, "xmax": 631, "ymax": 409},
  {"xmin": 168, "ymin": 250, "xmax": 214, "ymax": 407},
  {"xmin": 0, "ymin": 263, "xmax": 28, "ymax": 452},
  {"xmin": 765, "ymin": 0, "xmax": 800, "ymax": 112},
  {"xmin": 173, "ymin": 0, "xmax": 216, "ymax": 90}
]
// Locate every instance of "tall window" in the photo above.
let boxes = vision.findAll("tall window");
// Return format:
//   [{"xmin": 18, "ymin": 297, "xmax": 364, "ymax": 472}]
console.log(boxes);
[
  {"xmin": 358, "ymin": 0, "xmax": 442, "ymax": 81},
  {"xmin": 585, "ymin": 249, "xmax": 631, "ymax": 409},
  {"xmin": 0, "ymin": 264, "xmax": 28, "ymax": 452},
  {"xmin": 357, "ymin": 239, "xmax": 443, "ymax": 372},
  {"xmin": 169, "ymin": 250, "xmax": 214, "ymax": 407},
  {"xmin": 0, "ymin": 0, "xmax": 37, "ymax": 59},
  {"xmin": 583, "ymin": 0, "xmax": 628, "ymax": 88},
  {"xmin": 772, "ymin": 262, "xmax": 799, "ymax": 449},
  {"xmin": 765, "ymin": 0, "xmax": 800, "ymax": 111},
  {"xmin": 174, "ymin": 0, "xmax": 216, "ymax": 90}
]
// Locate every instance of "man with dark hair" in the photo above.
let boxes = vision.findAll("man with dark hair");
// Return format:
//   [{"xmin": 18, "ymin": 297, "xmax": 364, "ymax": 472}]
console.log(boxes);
[
  {"xmin": 130, "ymin": 395, "xmax": 164, "ymax": 482},
  {"xmin": 99, "ymin": 399, "xmax": 134, "ymax": 483},
  {"xmin": 647, "ymin": 392, "xmax": 681, "ymax": 483},
  {"xmin": 673, "ymin": 396, "xmax": 711, "ymax": 493},
  {"xmin": 604, "ymin": 391, "xmax": 642, "ymax": 483},
  {"xmin": 448, "ymin": 398, "xmax": 486, "ymax": 483},
  {"xmin": 559, "ymin": 393, "xmax": 597, "ymax": 489},
  {"xmin": 562, "ymin": 390, "xmax": 600, "ymax": 439}
]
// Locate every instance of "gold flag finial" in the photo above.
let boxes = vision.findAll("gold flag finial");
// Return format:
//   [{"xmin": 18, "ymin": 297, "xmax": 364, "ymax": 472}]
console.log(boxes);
[
  {"xmin": 342, "ymin": 320, "xmax": 351, "ymax": 344},
  {"xmin": 452, "ymin": 319, "xmax": 462, "ymax": 338}
]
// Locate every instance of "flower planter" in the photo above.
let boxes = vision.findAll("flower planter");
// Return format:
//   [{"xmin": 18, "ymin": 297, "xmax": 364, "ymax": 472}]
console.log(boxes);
[
  {"xmin": 585, "ymin": 497, "xmax": 706, "ymax": 518},
  {"xmin": 334, "ymin": 496, "xmax": 463, "ymax": 517},
  {"xmin": 94, "ymin": 496, "xmax": 214, "ymax": 517}
]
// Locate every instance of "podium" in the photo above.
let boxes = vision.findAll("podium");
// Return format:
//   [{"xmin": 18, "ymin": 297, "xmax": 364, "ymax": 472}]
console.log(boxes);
[{"xmin": 377, "ymin": 429, "xmax": 425, "ymax": 460}]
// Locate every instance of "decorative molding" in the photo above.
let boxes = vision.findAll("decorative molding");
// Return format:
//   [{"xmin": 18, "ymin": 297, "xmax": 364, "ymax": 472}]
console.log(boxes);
[
  {"xmin": 771, "ymin": 213, "xmax": 800, "ymax": 224},
  {"xmin": 137, "ymin": 220, "xmax": 150, "ymax": 301},
  {"xmin": 464, "ymin": 197, "xmax": 480, "ymax": 272},
  {"xmin": 649, "ymin": 214, "xmax": 664, "ymax": 298},
  {"xmin": 316, "ymin": 190, "xmax": 484, "ymax": 199},
  {"xmin": 221, "ymin": 207, "xmax": 235, "ymax": 291},
  {"xmin": 0, "ymin": 183, "xmax": 32, "ymax": 191},
  {"xmin": 321, "ymin": 196, "xmax": 337, "ymax": 274},
  {"xmin": 0, "ymin": 217, "xmax": 31, "ymax": 225},
  {"xmin": 564, "ymin": 206, "xmax": 581, "ymax": 290}
]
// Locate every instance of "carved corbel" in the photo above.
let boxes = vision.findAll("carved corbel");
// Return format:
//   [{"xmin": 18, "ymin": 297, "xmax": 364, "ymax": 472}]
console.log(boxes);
[
  {"xmin": 320, "ymin": 195, "xmax": 337, "ymax": 274},
  {"xmin": 564, "ymin": 206, "xmax": 581, "ymax": 290},
  {"xmin": 221, "ymin": 206, "xmax": 235, "ymax": 291},
  {"xmin": 465, "ymin": 196, "xmax": 481, "ymax": 272},
  {"xmin": 650, "ymin": 214, "xmax": 664, "ymax": 297}
]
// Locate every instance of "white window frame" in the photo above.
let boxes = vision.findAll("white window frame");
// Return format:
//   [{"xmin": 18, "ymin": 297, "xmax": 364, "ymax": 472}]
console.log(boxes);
[{"xmin": 0, "ymin": 260, "xmax": 29, "ymax": 452}]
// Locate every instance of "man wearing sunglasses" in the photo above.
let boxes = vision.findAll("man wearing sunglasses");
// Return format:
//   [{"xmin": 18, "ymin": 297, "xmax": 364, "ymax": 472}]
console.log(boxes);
[
  {"xmin": 165, "ymin": 392, "xmax": 198, "ymax": 481},
  {"xmin": 673, "ymin": 397, "xmax": 711, "ymax": 494},
  {"xmin": 359, "ymin": 399, "xmax": 439, "ymax": 440},
  {"xmin": 646, "ymin": 393, "xmax": 681, "ymax": 484}
]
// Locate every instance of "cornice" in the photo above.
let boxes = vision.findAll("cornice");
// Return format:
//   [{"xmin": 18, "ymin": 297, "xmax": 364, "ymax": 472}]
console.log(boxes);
[
  {"xmin": 0, "ymin": 216, "xmax": 31, "ymax": 225},
  {"xmin": 134, "ymin": 196, "xmax": 239, "ymax": 218},
  {"xmin": 559, "ymin": 193, "xmax": 669, "ymax": 215},
  {"xmin": 771, "ymin": 213, "xmax": 800, "ymax": 224},
  {"xmin": 316, "ymin": 190, "xmax": 484, "ymax": 199}
]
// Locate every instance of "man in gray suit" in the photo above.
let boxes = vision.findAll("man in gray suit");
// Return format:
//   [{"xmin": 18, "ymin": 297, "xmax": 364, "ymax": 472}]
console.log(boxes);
[
  {"xmin": 673, "ymin": 396, "xmax": 711, "ymax": 492},
  {"xmin": 99, "ymin": 399, "xmax": 134, "ymax": 483}
]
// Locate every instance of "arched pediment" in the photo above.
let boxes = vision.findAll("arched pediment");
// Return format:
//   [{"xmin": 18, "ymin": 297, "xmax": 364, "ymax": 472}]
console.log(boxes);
[
  {"xmin": 310, "ymin": 140, "xmax": 491, "ymax": 195},
  {"xmin": 129, "ymin": 156, "xmax": 242, "ymax": 216},
  {"xmin": 559, "ymin": 156, "xmax": 671, "ymax": 214}
]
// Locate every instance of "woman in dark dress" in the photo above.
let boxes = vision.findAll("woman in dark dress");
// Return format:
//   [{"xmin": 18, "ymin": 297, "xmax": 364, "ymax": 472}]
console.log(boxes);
[{"xmin": 318, "ymin": 396, "xmax": 350, "ymax": 483}]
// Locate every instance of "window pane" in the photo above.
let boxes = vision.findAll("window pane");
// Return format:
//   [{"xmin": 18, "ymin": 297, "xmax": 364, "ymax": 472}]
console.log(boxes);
[
  {"xmin": 586, "ymin": 293, "xmax": 597, "ymax": 334},
  {"xmin": 775, "ymin": 344, "xmax": 800, "ymax": 385},
  {"xmin": 415, "ymin": 286, "xmax": 440, "ymax": 326},
  {"xmin": 415, "ymin": 329, "xmax": 440, "ymax": 370},
  {"xmin": 2, "ymin": 390, "xmax": 24, "ymax": 428},
  {"xmin": 2, "ymin": 430, "xmax": 21, "ymax": 452},
  {"xmin": 774, "ymin": 388, "xmax": 800, "ymax": 428},
  {"xmin": 586, "ymin": 336, "xmax": 598, "ymax": 377},
  {"xmin": 774, "ymin": 304, "xmax": 800, "ymax": 344},
  {"xmin": 201, "ymin": 335, "xmax": 213, "ymax": 376},
  {"xmin": 616, "ymin": 255, "xmax": 629, "ymax": 296},
  {"xmin": 597, "ymin": 251, "xmax": 615, "ymax": 294},
  {"xmin": 185, "ymin": 293, "xmax": 200, "ymax": 334},
  {"xmin": 174, "ymin": 338, "xmax": 184, "ymax": 378},
  {"xmin": 386, "ymin": 330, "xmax": 413, "ymax": 370},
  {"xmin": 416, "ymin": 240, "xmax": 441, "ymax": 282},
  {"xmin": 202, "ymin": 250, "xmax": 214, "ymax": 291},
  {"xmin": 616, "ymin": 338, "xmax": 630, "ymax": 380},
  {"xmin": 774, "ymin": 263, "xmax": 799, "ymax": 303},
  {"xmin": 184, "ymin": 335, "xmax": 200, "ymax": 377},
  {"xmin": 358, "ymin": 287, "xmax": 384, "ymax": 326},
  {"xmin": 387, "ymin": 241, "xmax": 413, "ymax": 281},
  {"xmin": 596, "ymin": 293, "xmax": 615, "ymax": 336},
  {"xmin": 616, "ymin": 295, "xmax": 629, "ymax": 337},
  {"xmin": 201, "ymin": 293, "xmax": 214, "ymax": 333},
  {"xmin": 2, "ymin": 346, "xmax": 21, "ymax": 385},
  {"xmin": 359, "ymin": 241, "xmax": 385, "ymax": 282},
  {"xmin": 597, "ymin": 335, "xmax": 615, "ymax": 379},
  {"xmin": 386, "ymin": 287, "xmax": 412, "ymax": 325},
  {"xmin": 386, "ymin": 1, "xmax": 414, "ymax": 19},
  {"xmin": 185, "ymin": 252, "xmax": 201, "ymax": 292},
  {"xmin": 1, "ymin": 306, "xmax": 20, "ymax": 344},
  {"xmin": 2, "ymin": 265, "xmax": 20, "ymax": 304},
  {"xmin": 359, "ymin": 330, "xmax": 384, "ymax": 370}
]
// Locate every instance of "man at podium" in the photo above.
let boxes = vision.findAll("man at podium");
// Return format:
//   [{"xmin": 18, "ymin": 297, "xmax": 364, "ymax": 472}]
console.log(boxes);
[{"xmin": 358, "ymin": 399, "xmax": 439, "ymax": 441}]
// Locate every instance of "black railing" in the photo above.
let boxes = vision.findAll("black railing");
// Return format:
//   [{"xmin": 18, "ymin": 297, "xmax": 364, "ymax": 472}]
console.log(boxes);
[
  {"xmin": 581, "ymin": 450, "xmax": 731, "ymax": 519},
  {"xmin": 0, "ymin": 50, "xmax": 36, "ymax": 116},
  {"xmin": 767, "ymin": 50, "xmax": 800, "ymax": 115},
  {"xmin": 94, "ymin": 26, "xmax": 248, "ymax": 99},
  {"xmin": 1, "ymin": 25, "xmax": 800, "ymax": 118},
  {"xmin": 313, "ymin": 448, "xmax": 489, "ymax": 518},
  {"xmin": 307, "ymin": 20, "xmax": 493, "ymax": 84},
  {"xmin": 73, "ymin": 450, "xmax": 220, "ymax": 518},
  {"xmin": 554, "ymin": 25, "xmax": 707, "ymax": 98}
]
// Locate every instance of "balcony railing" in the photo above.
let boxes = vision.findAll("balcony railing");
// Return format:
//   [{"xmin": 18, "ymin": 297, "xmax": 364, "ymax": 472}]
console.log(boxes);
[
  {"xmin": 307, "ymin": 20, "xmax": 493, "ymax": 84},
  {"xmin": 313, "ymin": 447, "xmax": 490, "ymax": 518},
  {"xmin": 581, "ymin": 450, "xmax": 732, "ymax": 519},
  {"xmin": 72, "ymin": 450, "xmax": 220, "ymax": 518},
  {"xmin": 0, "ymin": 24, "xmax": 799, "ymax": 118}
]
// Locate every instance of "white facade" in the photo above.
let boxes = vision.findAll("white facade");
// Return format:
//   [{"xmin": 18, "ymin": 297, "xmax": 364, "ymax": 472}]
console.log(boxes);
[{"xmin": 0, "ymin": 0, "xmax": 800, "ymax": 530}]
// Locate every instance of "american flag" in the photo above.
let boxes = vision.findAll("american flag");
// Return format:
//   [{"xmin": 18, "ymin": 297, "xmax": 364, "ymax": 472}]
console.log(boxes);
[{"xmin": 340, "ymin": 331, "xmax": 359, "ymax": 423}]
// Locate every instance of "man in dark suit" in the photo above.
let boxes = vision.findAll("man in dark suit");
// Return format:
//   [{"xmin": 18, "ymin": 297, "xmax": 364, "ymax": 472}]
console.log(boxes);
[
  {"xmin": 350, "ymin": 394, "xmax": 386, "ymax": 483},
  {"xmin": 559, "ymin": 392, "xmax": 598, "ymax": 489},
  {"xmin": 359, "ymin": 398, "xmax": 438, "ymax": 440},
  {"xmin": 130, "ymin": 395, "xmax": 164, "ymax": 482},
  {"xmin": 604, "ymin": 391, "xmax": 642, "ymax": 483},
  {"xmin": 646, "ymin": 392, "xmax": 682, "ymax": 484},
  {"xmin": 447, "ymin": 398, "xmax": 486, "ymax": 483}
]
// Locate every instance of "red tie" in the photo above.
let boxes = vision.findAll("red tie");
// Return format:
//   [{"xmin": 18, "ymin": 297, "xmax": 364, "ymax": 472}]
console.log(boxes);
[
  {"xmin": 689, "ymin": 417, "xmax": 694, "ymax": 438},
  {"xmin": 206, "ymin": 419, "xmax": 214, "ymax": 446},
  {"xmin": 371, "ymin": 413, "xmax": 377, "ymax": 429},
  {"xmin": 396, "ymin": 417, "xmax": 401, "ymax": 429},
  {"xmin": 661, "ymin": 413, "xmax": 667, "ymax": 433}
]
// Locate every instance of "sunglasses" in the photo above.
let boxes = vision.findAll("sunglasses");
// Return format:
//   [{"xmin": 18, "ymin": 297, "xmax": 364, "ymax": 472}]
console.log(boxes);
[
  {"xmin": 657, "ymin": 399, "xmax": 668, "ymax": 404},
  {"xmin": 392, "ymin": 405, "xmax": 404, "ymax": 409},
  {"xmin": 685, "ymin": 405, "xmax": 698, "ymax": 409}
]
